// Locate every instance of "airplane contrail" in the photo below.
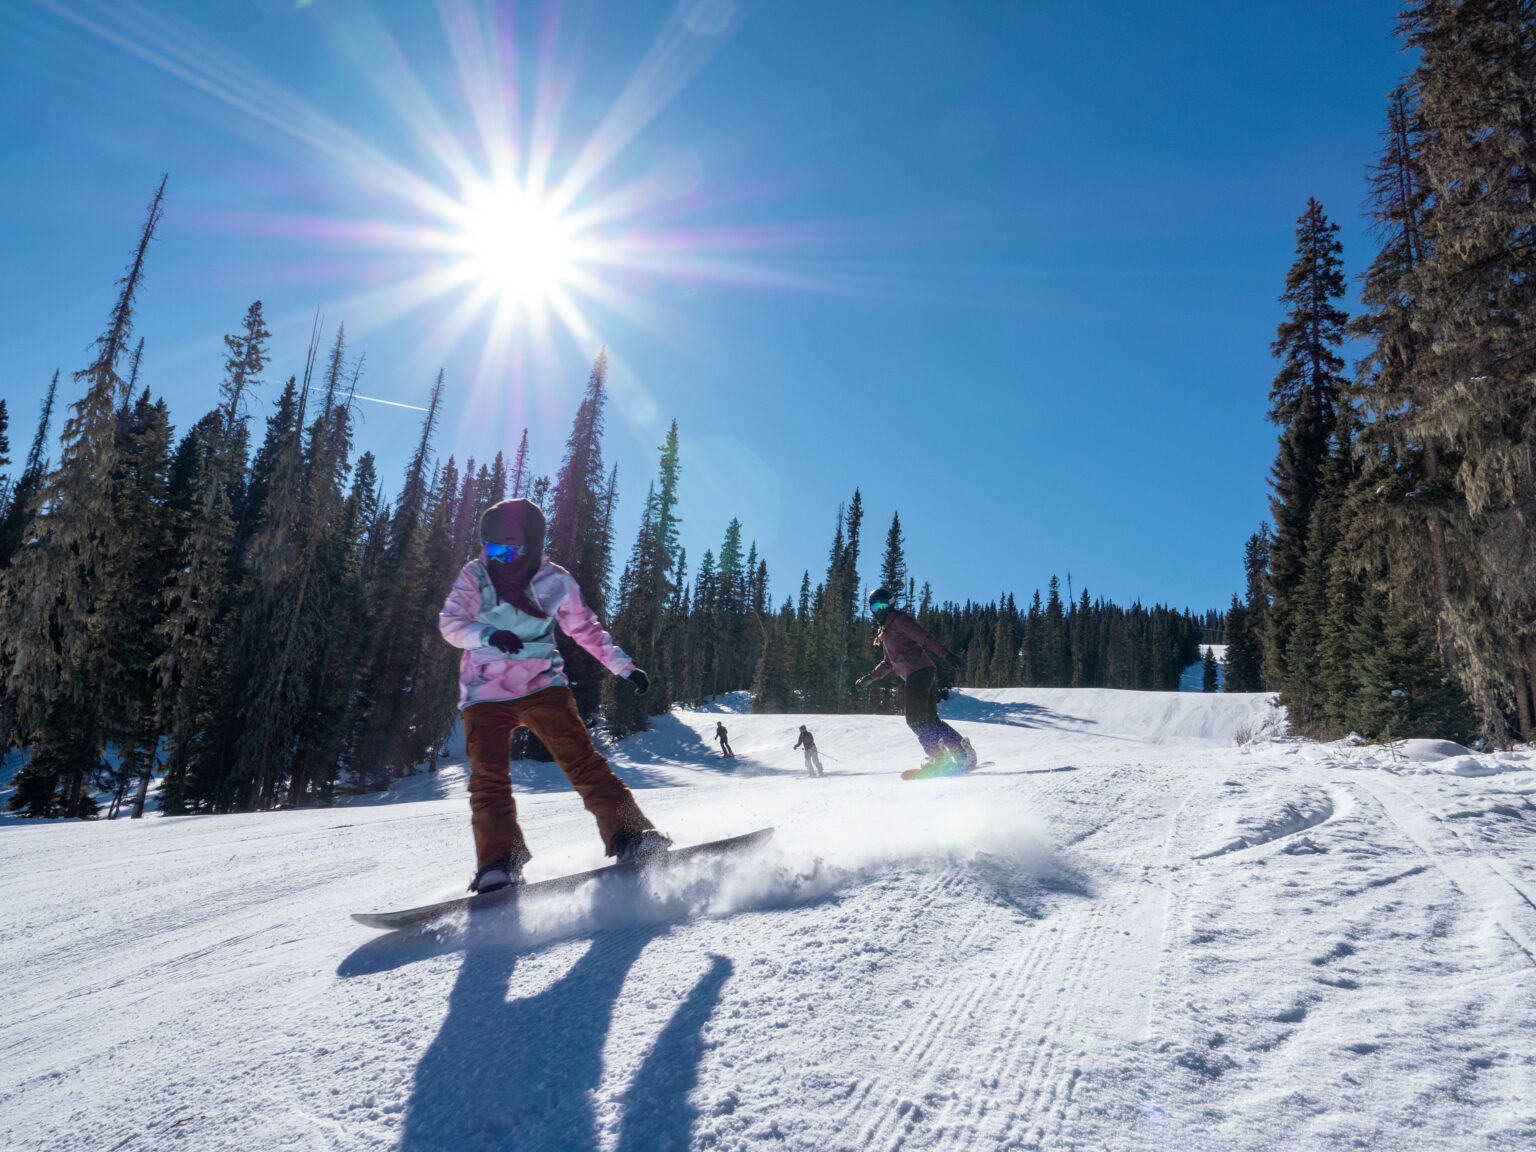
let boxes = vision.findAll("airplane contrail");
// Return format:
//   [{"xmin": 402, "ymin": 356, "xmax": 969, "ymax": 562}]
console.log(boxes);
[{"xmin": 353, "ymin": 393, "xmax": 429, "ymax": 412}]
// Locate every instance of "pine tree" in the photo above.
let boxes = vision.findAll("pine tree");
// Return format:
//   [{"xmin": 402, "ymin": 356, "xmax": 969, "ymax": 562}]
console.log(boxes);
[
  {"xmin": 2, "ymin": 177, "xmax": 166, "ymax": 816},
  {"xmin": 406, "ymin": 454, "xmax": 467, "ymax": 776},
  {"xmin": 988, "ymin": 592, "xmax": 1018, "ymax": 686},
  {"xmin": 549, "ymin": 351, "xmax": 616, "ymax": 723},
  {"xmin": 751, "ymin": 612, "xmax": 793, "ymax": 713},
  {"xmin": 0, "ymin": 372, "xmax": 57, "ymax": 570},
  {"xmin": 1265, "ymin": 199, "xmax": 1350, "ymax": 725},
  {"xmin": 350, "ymin": 372, "xmax": 445, "ymax": 791},
  {"xmin": 509, "ymin": 429, "xmax": 530, "ymax": 498},
  {"xmin": 1043, "ymin": 576, "xmax": 1068, "ymax": 686},
  {"xmin": 105, "ymin": 390, "xmax": 176, "ymax": 816},
  {"xmin": 489, "ymin": 451, "xmax": 508, "ymax": 506},
  {"xmin": 880, "ymin": 511, "xmax": 908, "ymax": 600},
  {"xmin": 138, "ymin": 301, "xmax": 270, "ymax": 816},
  {"xmin": 1202, "ymin": 646, "xmax": 1219, "ymax": 692},
  {"xmin": 605, "ymin": 422, "xmax": 685, "ymax": 734},
  {"xmin": 1390, "ymin": 0, "xmax": 1536, "ymax": 740},
  {"xmin": 1223, "ymin": 594, "xmax": 1263, "ymax": 692},
  {"xmin": 188, "ymin": 325, "xmax": 357, "ymax": 811},
  {"xmin": 0, "ymin": 399, "xmax": 9, "ymax": 512}
]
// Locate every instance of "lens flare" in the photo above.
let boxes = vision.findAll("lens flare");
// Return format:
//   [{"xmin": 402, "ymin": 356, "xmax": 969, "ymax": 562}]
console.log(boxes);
[
  {"xmin": 37, "ymin": 0, "xmax": 841, "ymax": 425},
  {"xmin": 452, "ymin": 182, "xmax": 577, "ymax": 312}
]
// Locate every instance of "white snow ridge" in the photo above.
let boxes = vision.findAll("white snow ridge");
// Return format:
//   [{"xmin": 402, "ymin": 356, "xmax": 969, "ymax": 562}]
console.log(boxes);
[{"xmin": 4, "ymin": 687, "xmax": 1535, "ymax": 1151}]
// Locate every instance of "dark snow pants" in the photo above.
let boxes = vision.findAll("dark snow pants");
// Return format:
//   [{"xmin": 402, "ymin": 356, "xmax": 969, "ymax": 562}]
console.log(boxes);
[
  {"xmin": 463, "ymin": 687, "xmax": 653, "ymax": 870},
  {"xmin": 903, "ymin": 666, "xmax": 964, "ymax": 760}
]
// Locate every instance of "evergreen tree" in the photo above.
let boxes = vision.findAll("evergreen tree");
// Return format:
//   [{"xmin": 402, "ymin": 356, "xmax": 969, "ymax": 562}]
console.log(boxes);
[
  {"xmin": 605, "ymin": 422, "xmax": 685, "ymax": 734},
  {"xmin": 548, "ymin": 351, "xmax": 616, "ymax": 723},
  {"xmin": 0, "ymin": 399, "xmax": 9, "ymax": 513},
  {"xmin": 139, "ymin": 301, "xmax": 270, "ymax": 816},
  {"xmin": 1265, "ymin": 199, "xmax": 1350, "ymax": 725},
  {"xmin": 879, "ymin": 511, "xmax": 908, "ymax": 600},
  {"xmin": 1390, "ymin": 0, "xmax": 1536, "ymax": 740},
  {"xmin": 105, "ymin": 389, "xmax": 176, "ymax": 817},
  {"xmin": 1202, "ymin": 646, "xmax": 1219, "ymax": 693},
  {"xmin": 489, "ymin": 451, "xmax": 508, "ymax": 506},
  {"xmin": 509, "ymin": 429, "xmax": 530, "ymax": 498},
  {"xmin": 187, "ymin": 325, "xmax": 357, "ymax": 811},
  {"xmin": 2, "ymin": 177, "xmax": 166, "ymax": 816},
  {"xmin": 1043, "ymin": 575, "xmax": 1069, "ymax": 686},
  {"xmin": 349, "ymin": 371, "xmax": 445, "ymax": 791},
  {"xmin": 0, "ymin": 371, "xmax": 57, "ymax": 570},
  {"xmin": 1223, "ymin": 594, "xmax": 1263, "ymax": 692},
  {"xmin": 751, "ymin": 612, "xmax": 793, "ymax": 713},
  {"xmin": 988, "ymin": 592, "xmax": 1018, "ymax": 686}
]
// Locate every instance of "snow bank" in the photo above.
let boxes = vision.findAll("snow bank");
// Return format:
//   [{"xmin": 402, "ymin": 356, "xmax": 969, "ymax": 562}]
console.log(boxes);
[
  {"xmin": 1355, "ymin": 739, "xmax": 1534, "ymax": 777},
  {"xmin": 1193, "ymin": 784, "xmax": 1335, "ymax": 859},
  {"xmin": 1402, "ymin": 754, "xmax": 1532, "ymax": 778},
  {"xmin": 946, "ymin": 686, "xmax": 1279, "ymax": 747},
  {"xmin": 1396, "ymin": 738, "xmax": 1474, "ymax": 762}
]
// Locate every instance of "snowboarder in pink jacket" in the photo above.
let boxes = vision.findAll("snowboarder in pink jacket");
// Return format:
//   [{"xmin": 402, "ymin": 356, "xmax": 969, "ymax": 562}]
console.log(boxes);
[
  {"xmin": 439, "ymin": 498, "xmax": 668, "ymax": 892},
  {"xmin": 854, "ymin": 587, "xmax": 977, "ymax": 775}
]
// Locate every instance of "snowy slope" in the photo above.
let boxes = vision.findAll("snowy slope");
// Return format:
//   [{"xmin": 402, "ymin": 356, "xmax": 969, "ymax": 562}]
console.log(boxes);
[{"xmin": 3, "ymin": 688, "xmax": 1534, "ymax": 1151}]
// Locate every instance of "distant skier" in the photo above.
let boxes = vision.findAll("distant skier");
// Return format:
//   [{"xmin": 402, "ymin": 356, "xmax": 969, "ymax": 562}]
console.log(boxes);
[
  {"xmin": 439, "ymin": 498, "xmax": 670, "ymax": 893},
  {"xmin": 853, "ymin": 587, "xmax": 977, "ymax": 776},
  {"xmin": 793, "ymin": 725, "xmax": 824, "ymax": 777},
  {"xmin": 715, "ymin": 721, "xmax": 735, "ymax": 758}
]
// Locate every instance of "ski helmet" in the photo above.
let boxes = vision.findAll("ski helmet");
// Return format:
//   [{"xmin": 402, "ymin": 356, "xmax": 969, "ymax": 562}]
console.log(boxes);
[
  {"xmin": 480, "ymin": 498, "xmax": 546, "ymax": 558},
  {"xmin": 867, "ymin": 587, "xmax": 894, "ymax": 619}
]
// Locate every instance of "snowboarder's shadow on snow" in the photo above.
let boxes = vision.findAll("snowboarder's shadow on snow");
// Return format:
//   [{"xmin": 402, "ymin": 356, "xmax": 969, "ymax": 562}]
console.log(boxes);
[{"xmin": 396, "ymin": 921, "xmax": 731, "ymax": 1152}]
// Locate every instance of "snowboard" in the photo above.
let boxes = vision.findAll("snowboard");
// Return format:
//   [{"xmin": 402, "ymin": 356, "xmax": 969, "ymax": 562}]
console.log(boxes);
[
  {"xmin": 901, "ymin": 760, "xmax": 993, "ymax": 781},
  {"xmin": 352, "ymin": 827, "xmax": 775, "ymax": 932}
]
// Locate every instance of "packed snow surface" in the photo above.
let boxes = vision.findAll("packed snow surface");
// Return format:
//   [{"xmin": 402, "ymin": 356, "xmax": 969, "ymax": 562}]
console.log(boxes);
[{"xmin": 4, "ymin": 688, "xmax": 1535, "ymax": 1151}]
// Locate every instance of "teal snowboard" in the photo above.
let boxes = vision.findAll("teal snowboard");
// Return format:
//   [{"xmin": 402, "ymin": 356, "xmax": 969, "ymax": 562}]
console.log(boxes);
[{"xmin": 352, "ymin": 827, "xmax": 775, "ymax": 932}]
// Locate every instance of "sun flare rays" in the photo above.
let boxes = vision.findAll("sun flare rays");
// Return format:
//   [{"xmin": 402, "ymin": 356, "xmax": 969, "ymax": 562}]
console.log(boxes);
[{"xmin": 33, "ymin": 0, "xmax": 805, "ymax": 414}]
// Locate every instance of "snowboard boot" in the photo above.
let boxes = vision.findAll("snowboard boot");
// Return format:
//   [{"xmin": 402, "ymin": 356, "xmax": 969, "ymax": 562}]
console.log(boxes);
[
  {"xmin": 611, "ymin": 827, "xmax": 674, "ymax": 866},
  {"xmin": 469, "ymin": 856, "xmax": 525, "ymax": 894},
  {"xmin": 959, "ymin": 737, "xmax": 978, "ymax": 772},
  {"xmin": 910, "ymin": 747, "xmax": 964, "ymax": 778}
]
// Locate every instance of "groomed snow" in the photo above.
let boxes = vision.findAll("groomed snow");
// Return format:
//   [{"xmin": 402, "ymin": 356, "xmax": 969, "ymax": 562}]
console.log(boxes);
[{"xmin": 3, "ymin": 687, "xmax": 1534, "ymax": 1151}]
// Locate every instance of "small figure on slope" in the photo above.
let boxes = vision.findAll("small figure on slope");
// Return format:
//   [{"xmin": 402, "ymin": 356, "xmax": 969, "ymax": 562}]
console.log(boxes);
[
  {"xmin": 793, "ymin": 725, "xmax": 825, "ymax": 777},
  {"xmin": 715, "ymin": 721, "xmax": 735, "ymax": 758},
  {"xmin": 853, "ymin": 587, "xmax": 977, "ymax": 777},
  {"xmin": 439, "ymin": 498, "xmax": 670, "ymax": 893}
]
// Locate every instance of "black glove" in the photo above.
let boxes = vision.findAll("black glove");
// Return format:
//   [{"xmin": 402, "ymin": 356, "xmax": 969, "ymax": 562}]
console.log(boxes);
[
  {"xmin": 487, "ymin": 629, "xmax": 524, "ymax": 655},
  {"xmin": 627, "ymin": 668, "xmax": 650, "ymax": 695},
  {"xmin": 946, "ymin": 650, "xmax": 964, "ymax": 670},
  {"xmin": 853, "ymin": 674, "xmax": 872, "ymax": 692}
]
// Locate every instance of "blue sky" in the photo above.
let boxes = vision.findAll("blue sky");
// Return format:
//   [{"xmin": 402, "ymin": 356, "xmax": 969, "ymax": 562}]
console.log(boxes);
[{"xmin": 0, "ymin": 0, "xmax": 1409, "ymax": 613}]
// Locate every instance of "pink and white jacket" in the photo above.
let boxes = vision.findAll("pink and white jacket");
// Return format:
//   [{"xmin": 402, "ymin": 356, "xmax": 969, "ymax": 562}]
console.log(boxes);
[{"xmin": 439, "ymin": 554, "xmax": 635, "ymax": 709}]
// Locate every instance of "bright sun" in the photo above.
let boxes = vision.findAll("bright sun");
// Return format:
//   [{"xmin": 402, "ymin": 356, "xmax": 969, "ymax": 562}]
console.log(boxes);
[{"xmin": 454, "ymin": 182, "xmax": 578, "ymax": 309}]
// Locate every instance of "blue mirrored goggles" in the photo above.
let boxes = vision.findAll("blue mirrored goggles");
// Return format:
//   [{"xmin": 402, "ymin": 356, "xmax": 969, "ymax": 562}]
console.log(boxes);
[
  {"xmin": 868, "ymin": 599, "xmax": 891, "ymax": 615},
  {"xmin": 484, "ymin": 542, "xmax": 528, "ymax": 562}
]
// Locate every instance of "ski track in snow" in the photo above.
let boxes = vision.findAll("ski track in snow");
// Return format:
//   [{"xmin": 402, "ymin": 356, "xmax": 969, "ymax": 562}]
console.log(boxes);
[{"xmin": 4, "ymin": 688, "xmax": 1536, "ymax": 1151}]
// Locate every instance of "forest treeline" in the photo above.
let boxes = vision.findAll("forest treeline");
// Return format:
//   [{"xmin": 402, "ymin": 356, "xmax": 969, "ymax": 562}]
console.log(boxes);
[
  {"xmin": 1225, "ymin": 1, "xmax": 1536, "ymax": 746},
  {"xmin": 0, "ymin": 179, "xmax": 1215, "ymax": 819}
]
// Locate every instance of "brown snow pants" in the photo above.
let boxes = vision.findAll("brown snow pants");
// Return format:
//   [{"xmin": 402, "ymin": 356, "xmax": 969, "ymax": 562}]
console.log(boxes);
[{"xmin": 463, "ymin": 687, "xmax": 653, "ymax": 870}]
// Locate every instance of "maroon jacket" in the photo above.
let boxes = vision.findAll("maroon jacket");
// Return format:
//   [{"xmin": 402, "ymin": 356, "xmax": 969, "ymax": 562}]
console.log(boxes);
[{"xmin": 868, "ymin": 608, "xmax": 951, "ymax": 682}]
